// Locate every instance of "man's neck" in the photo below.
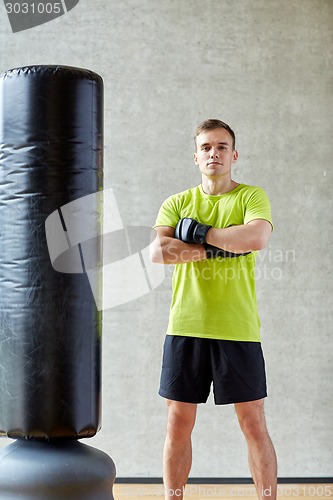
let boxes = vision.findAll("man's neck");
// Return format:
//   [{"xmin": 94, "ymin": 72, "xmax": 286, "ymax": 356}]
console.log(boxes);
[{"xmin": 201, "ymin": 177, "xmax": 239, "ymax": 196}]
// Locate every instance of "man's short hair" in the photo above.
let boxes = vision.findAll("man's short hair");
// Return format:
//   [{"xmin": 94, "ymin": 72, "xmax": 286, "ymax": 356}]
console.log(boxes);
[{"xmin": 194, "ymin": 119, "xmax": 236, "ymax": 150}]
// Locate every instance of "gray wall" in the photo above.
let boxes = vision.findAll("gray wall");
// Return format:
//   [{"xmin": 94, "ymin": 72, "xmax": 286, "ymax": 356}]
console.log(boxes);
[{"xmin": 0, "ymin": 0, "xmax": 332, "ymax": 479}]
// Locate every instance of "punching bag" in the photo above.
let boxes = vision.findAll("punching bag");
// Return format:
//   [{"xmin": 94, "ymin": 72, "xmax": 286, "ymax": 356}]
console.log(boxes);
[{"xmin": 0, "ymin": 66, "xmax": 115, "ymax": 498}]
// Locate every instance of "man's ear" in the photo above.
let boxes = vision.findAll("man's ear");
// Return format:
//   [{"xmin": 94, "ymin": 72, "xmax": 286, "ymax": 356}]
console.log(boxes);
[
  {"xmin": 193, "ymin": 152, "xmax": 199, "ymax": 165},
  {"xmin": 232, "ymin": 150, "xmax": 239, "ymax": 163}
]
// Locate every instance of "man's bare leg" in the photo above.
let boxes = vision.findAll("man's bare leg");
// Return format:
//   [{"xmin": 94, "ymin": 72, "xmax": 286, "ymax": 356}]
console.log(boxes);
[
  {"xmin": 235, "ymin": 399, "xmax": 277, "ymax": 500},
  {"xmin": 163, "ymin": 400, "xmax": 197, "ymax": 500}
]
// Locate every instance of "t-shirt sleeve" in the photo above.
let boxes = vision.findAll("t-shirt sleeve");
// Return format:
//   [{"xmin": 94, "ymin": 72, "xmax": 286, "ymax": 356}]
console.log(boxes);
[
  {"xmin": 153, "ymin": 195, "xmax": 180, "ymax": 229},
  {"xmin": 243, "ymin": 187, "xmax": 273, "ymax": 228}
]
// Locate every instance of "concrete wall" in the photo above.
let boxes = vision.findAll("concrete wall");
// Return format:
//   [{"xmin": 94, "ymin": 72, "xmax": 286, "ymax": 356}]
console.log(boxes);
[{"xmin": 0, "ymin": 0, "xmax": 332, "ymax": 478}]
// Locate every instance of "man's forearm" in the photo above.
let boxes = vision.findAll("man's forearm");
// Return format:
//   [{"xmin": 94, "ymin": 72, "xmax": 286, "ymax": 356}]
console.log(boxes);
[
  {"xmin": 154, "ymin": 236, "xmax": 206, "ymax": 264},
  {"xmin": 206, "ymin": 224, "xmax": 267, "ymax": 253},
  {"xmin": 151, "ymin": 220, "xmax": 271, "ymax": 263}
]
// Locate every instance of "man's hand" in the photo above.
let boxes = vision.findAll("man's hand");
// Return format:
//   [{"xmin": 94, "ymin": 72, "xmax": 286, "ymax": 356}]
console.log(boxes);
[{"xmin": 175, "ymin": 218, "xmax": 212, "ymax": 244}]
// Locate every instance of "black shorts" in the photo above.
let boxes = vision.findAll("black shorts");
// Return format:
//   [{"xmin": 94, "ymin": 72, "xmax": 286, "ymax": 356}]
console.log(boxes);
[{"xmin": 159, "ymin": 335, "xmax": 267, "ymax": 405}]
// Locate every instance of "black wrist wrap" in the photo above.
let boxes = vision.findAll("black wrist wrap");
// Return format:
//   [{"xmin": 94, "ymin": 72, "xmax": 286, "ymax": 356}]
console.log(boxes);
[
  {"xmin": 204, "ymin": 244, "xmax": 251, "ymax": 259},
  {"xmin": 193, "ymin": 223, "xmax": 212, "ymax": 244}
]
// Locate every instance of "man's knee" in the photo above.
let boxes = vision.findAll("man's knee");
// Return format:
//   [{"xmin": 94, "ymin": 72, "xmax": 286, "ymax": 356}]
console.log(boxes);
[
  {"xmin": 236, "ymin": 400, "xmax": 268, "ymax": 442},
  {"xmin": 166, "ymin": 400, "xmax": 197, "ymax": 441}
]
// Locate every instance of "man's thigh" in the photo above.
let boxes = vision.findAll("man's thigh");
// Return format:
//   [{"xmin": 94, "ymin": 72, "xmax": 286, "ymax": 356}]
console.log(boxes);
[
  {"xmin": 159, "ymin": 335, "xmax": 212, "ymax": 404},
  {"xmin": 210, "ymin": 340, "xmax": 267, "ymax": 405}
]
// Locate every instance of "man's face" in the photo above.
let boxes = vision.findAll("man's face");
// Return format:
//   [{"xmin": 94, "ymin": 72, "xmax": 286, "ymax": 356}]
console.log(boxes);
[{"xmin": 194, "ymin": 128, "xmax": 238, "ymax": 179}]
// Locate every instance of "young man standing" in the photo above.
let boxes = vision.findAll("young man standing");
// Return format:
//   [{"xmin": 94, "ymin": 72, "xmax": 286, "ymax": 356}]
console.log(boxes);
[{"xmin": 151, "ymin": 119, "xmax": 277, "ymax": 499}]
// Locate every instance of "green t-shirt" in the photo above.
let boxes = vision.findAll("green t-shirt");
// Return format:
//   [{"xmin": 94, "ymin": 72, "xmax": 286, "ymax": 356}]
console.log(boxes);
[{"xmin": 154, "ymin": 184, "xmax": 273, "ymax": 342}]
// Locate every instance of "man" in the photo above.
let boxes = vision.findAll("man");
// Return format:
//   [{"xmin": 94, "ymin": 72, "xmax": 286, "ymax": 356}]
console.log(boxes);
[{"xmin": 150, "ymin": 119, "xmax": 277, "ymax": 500}]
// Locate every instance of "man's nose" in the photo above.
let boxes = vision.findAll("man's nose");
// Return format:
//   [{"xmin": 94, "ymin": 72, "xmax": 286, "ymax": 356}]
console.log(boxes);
[{"xmin": 210, "ymin": 147, "xmax": 218, "ymax": 158}]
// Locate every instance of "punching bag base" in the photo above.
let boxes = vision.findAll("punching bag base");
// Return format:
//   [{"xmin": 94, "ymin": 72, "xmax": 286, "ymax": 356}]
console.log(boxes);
[{"xmin": 0, "ymin": 440, "xmax": 116, "ymax": 499}]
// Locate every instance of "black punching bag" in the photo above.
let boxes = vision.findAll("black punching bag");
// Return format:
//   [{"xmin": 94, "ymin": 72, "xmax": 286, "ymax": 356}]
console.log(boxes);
[{"xmin": 0, "ymin": 66, "xmax": 115, "ymax": 498}]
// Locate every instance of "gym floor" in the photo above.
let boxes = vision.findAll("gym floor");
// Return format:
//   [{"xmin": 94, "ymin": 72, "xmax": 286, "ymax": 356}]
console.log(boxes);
[{"xmin": 113, "ymin": 482, "xmax": 333, "ymax": 499}]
